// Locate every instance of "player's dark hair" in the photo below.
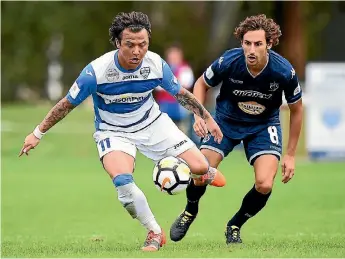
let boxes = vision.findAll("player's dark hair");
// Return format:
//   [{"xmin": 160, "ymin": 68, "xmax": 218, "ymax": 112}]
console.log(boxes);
[
  {"xmin": 109, "ymin": 11, "xmax": 151, "ymax": 47},
  {"xmin": 234, "ymin": 14, "xmax": 282, "ymax": 47}
]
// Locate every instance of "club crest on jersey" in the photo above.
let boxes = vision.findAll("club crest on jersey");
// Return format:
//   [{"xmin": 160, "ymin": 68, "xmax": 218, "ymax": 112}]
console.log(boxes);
[
  {"xmin": 269, "ymin": 82, "xmax": 279, "ymax": 91},
  {"xmin": 105, "ymin": 68, "xmax": 119, "ymax": 82},
  {"xmin": 238, "ymin": 101, "xmax": 266, "ymax": 115},
  {"xmin": 140, "ymin": 67, "xmax": 151, "ymax": 79}
]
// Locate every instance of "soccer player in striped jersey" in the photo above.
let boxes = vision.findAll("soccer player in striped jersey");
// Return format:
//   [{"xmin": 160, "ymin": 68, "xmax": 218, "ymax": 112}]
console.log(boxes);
[{"xmin": 19, "ymin": 11, "xmax": 226, "ymax": 251}]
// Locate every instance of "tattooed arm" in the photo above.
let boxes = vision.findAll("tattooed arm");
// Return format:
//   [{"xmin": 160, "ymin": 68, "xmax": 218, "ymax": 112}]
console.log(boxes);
[
  {"xmin": 174, "ymin": 87, "xmax": 222, "ymax": 143},
  {"xmin": 19, "ymin": 97, "xmax": 76, "ymax": 157},
  {"xmin": 38, "ymin": 97, "xmax": 75, "ymax": 132},
  {"xmin": 174, "ymin": 87, "xmax": 211, "ymax": 120}
]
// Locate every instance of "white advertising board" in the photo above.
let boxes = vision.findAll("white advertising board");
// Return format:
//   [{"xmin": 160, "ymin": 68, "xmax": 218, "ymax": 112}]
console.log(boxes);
[{"xmin": 306, "ymin": 63, "xmax": 345, "ymax": 160}]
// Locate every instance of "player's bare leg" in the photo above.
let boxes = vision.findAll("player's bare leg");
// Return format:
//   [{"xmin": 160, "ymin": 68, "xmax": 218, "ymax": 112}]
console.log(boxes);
[
  {"xmin": 171, "ymin": 149, "xmax": 223, "ymax": 242},
  {"xmin": 103, "ymin": 151, "xmax": 165, "ymax": 251},
  {"xmin": 226, "ymin": 154, "xmax": 278, "ymax": 244},
  {"xmin": 178, "ymin": 146, "xmax": 226, "ymax": 187}
]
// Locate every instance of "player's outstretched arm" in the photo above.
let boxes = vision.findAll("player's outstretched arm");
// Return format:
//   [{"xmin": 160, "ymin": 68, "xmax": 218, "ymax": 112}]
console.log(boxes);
[
  {"xmin": 39, "ymin": 97, "xmax": 75, "ymax": 132},
  {"xmin": 281, "ymin": 99, "xmax": 303, "ymax": 183},
  {"xmin": 174, "ymin": 87, "xmax": 223, "ymax": 143},
  {"xmin": 19, "ymin": 97, "xmax": 75, "ymax": 157}
]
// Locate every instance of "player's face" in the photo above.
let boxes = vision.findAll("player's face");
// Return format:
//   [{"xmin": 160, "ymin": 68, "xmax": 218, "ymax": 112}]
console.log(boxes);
[
  {"xmin": 242, "ymin": 30, "xmax": 271, "ymax": 68},
  {"xmin": 117, "ymin": 28, "xmax": 149, "ymax": 70}
]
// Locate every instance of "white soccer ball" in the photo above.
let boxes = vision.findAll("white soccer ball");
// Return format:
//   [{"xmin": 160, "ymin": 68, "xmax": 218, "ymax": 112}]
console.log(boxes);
[{"xmin": 153, "ymin": 156, "xmax": 191, "ymax": 195}]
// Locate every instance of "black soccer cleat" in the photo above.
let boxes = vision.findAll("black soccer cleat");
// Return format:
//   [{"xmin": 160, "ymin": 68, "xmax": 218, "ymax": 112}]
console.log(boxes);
[
  {"xmin": 170, "ymin": 211, "xmax": 196, "ymax": 242},
  {"xmin": 225, "ymin": 225, "xmax": 243, "ymax": 244}
]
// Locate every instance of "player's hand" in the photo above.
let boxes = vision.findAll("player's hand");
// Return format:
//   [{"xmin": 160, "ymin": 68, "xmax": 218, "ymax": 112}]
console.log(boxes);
[
  {"xmin": 19, "ymin": 133, "xmax": 40, "ymax": 157},
  {"xmin": 193, "ymin": 116, "xmax": 208, "ymax": 138},
  {"xmin": 281, "ymin": 154, "xmax": 295, "ymax": 183},
  {"xmin": 204, "ymin": 116, "xmax": 223, "ymax": 144}
]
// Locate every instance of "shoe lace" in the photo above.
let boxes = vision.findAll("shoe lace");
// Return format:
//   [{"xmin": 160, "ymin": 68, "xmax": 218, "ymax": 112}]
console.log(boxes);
[
  {"xmin": 177, "ymin": 214, "xmax": 193, "ymax": 226},
  {"xmin": 145, "ymin": 231, "xmax": 161, "ymax": 244},
  {"xmin": 226, "ymin": 226, "xmax": 240, "ymax": 241},
  {"xmin": 232, "ymin": 229, "xmax": 239, "ymax": 239}
]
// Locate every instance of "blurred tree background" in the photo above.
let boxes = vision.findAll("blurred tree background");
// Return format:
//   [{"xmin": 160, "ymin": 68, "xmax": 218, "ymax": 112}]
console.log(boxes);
[{"xmin": 1, "ymin": 1, "xmax": 341, "ymax": 102}]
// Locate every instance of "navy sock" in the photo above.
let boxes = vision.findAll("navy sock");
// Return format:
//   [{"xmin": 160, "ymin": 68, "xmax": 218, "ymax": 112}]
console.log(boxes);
[
  {"xmin": 185, "ymin": 180, "xmax": 207, "ymax": 216},
  {"xmin": 228, "ymin": 185, "xmax": 271, "ymax": 228}
]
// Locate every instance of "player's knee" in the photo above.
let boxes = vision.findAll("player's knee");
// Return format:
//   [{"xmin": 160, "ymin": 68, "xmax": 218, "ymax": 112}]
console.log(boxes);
[
  {"xmin": 255, "ymin": 180, "xmax": 273, "ymax": 194},
  {"xmin": 189, "ymin": 158, "xmax": 209, "ymax": 175}
]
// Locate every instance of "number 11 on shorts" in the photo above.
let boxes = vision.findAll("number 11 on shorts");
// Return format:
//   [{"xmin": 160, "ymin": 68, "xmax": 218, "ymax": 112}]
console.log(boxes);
[{"xmin": 99, "ymin": 138, "xmax": 111, "ymax": 152}]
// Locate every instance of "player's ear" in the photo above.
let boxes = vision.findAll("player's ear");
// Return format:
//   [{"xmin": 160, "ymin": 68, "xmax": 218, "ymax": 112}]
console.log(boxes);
[
  {"xmin": 267, "ymin": 40, "xmax": 273, "ymax": 49},
  {"xmin": 115, "ymin": 39, "xmax": 121, "ymax": 49}
]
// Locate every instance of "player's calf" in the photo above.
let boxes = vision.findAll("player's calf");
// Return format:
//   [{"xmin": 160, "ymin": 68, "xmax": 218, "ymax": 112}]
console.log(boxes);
[{"xmin": 114, "ymin": 174, "xmax": 164, "ymax": 249}]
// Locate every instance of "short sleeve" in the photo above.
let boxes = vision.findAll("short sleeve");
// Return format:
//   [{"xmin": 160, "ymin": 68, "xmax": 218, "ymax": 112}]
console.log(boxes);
[
  {"xmin": 66, "ymin": 64, "xmax": 97, "ymax": 106},
  {"xmin": 284, "ymin": 68, "xmax": 302, "ymax": 104},
  {"xmin": 160, "ymin": 59, "xmax": 181, "ymax": 95}
]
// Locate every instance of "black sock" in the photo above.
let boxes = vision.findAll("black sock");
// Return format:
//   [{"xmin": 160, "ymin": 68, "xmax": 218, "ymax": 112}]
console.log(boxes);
[
  {"xmin": 185, "ymin": 180, "xmax": 207, "ymax": 216},
  {"xmin": 228, "ymin": 185, "xmax": 271, "ymax": 229}
]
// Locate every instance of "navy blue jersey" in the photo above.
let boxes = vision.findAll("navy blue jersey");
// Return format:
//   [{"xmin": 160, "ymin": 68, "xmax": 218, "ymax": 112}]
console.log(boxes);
[{"xmin": 203, "ymin": 48, "xmax": 302, "ymax": 124}]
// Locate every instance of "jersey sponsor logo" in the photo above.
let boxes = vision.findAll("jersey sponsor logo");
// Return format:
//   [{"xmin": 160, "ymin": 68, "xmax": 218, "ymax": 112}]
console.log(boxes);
[
  {"xmin": 233, "ymin": 90, "xmax": 272, "ymax": 99},
  {"xmin": 230, "ymin": 78, "xmax": 243, "ymax": 84},
  {"xmin": 69, "ymin": 82, "xmax": 80, "ymax": 99},
  {"xmin": 140, "ymin": 67, "xmax": 151, "ymax": 79},
  {"xmin": 107, "ymin": 95, "xmax": 146, "ymax": 104},
  {"xmin": 205, "ymin": 66, "xmax": 214, "ymax": 79},
  {"xmin": 105, "ymin": 68, "xmax": 119, "ymax": 82},
  {"xmin": 238, "ymin": 101, "xmax": 266, "ymax": 115},
  {"xmin": 122, "ymin": 74, "xmax": 139, "ymax": 80},
  {"xmin": 269, "ymin": 82, "xmax": 279, "ymax": 91},
  {"xmin": 294, "ymin": 83, "xmax": 301, "ymax": 95}
]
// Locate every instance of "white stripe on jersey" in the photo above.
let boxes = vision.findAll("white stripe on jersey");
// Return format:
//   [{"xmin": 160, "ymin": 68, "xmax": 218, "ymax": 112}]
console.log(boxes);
[{"xmin": 98, "ymin": 102, "xmax": 162, "ymax": 133}]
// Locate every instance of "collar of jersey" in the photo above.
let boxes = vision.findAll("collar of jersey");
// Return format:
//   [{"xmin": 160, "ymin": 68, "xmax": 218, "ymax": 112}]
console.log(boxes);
[{"xmin": 114, "ymin": 51, "xmax": 143, "ymax": 73}]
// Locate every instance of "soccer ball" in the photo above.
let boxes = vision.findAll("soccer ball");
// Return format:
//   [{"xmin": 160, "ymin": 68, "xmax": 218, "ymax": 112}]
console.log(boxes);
[{"xmin": 153, "ymin": 156, "xmax": 191, "ymax": 195}]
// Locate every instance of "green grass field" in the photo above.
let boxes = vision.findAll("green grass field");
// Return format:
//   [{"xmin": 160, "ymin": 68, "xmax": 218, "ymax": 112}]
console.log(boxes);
[{"xmin": 2, "ymin": 105, "xmax": 345, "ymax": 258}]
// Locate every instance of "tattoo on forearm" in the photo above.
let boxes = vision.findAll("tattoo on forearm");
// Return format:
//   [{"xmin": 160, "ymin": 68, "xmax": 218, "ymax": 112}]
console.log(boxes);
[
  {"xmin": 175, "ymin": 90, "xmax": 209, "ymax": 120},
  {"xmin": 40, "ymin": 97, "xmax": 75, "ymax": 132}
]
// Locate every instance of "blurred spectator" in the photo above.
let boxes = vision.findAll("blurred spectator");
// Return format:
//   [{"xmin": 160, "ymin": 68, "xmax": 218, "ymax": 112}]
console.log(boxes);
[{"xmin": 155, "ymin": 44, "xmax": 194, "ymax": 134}]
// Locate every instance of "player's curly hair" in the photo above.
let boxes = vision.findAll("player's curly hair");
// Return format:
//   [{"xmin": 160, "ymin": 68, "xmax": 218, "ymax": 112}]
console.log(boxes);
[
  {"xmin": 109, "ymin": 11, "xmax": 152, "ymax": 46},
  {"xmin": 234, "ymin": 14, "xmax": 282, "ymax": 46}
]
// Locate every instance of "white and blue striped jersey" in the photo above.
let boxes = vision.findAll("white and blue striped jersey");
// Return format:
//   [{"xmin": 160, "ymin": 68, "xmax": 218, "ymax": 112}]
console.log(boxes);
[{"xmin": 66, "ymin": 50, "xmax": 181, "ymax": 133}]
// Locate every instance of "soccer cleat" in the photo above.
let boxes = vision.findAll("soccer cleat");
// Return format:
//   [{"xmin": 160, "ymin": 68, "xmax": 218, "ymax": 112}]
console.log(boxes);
[
  {"xmin": 194, "ymin": 168, "xmax": 226, "ymax": 187},
  {"xmin": 225, "ymin": 225, "xmax": 242, "ymax": 244},
  {"xmin": 170, "ymin": 211, "xmax": 196, "ymax": 242},
  {"xmin": 141, "ymin": 229, "xmax": 166, "ymax": 251}
]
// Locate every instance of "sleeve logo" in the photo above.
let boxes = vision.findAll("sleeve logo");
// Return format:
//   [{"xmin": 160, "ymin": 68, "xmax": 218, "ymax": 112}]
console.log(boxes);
[{"xmin": 69, "ymin": 82, "xmax": 80, "ymax": 99}]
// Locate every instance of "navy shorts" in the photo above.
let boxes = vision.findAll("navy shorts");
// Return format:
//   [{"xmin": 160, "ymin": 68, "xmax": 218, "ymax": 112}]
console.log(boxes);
[{"xmin": 200, "ymin": 119, "xmax": 282, "ymax": 165}]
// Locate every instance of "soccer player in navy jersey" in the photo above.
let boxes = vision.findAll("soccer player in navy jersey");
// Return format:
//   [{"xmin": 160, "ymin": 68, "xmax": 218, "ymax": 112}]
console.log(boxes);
[
  {"xmin": 19, "ymin": 11, "xmax": 226, "ymax": 251},
  {"xmin": 170, "ymin": 14, "xmax": 303, "ymax": 244}
]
